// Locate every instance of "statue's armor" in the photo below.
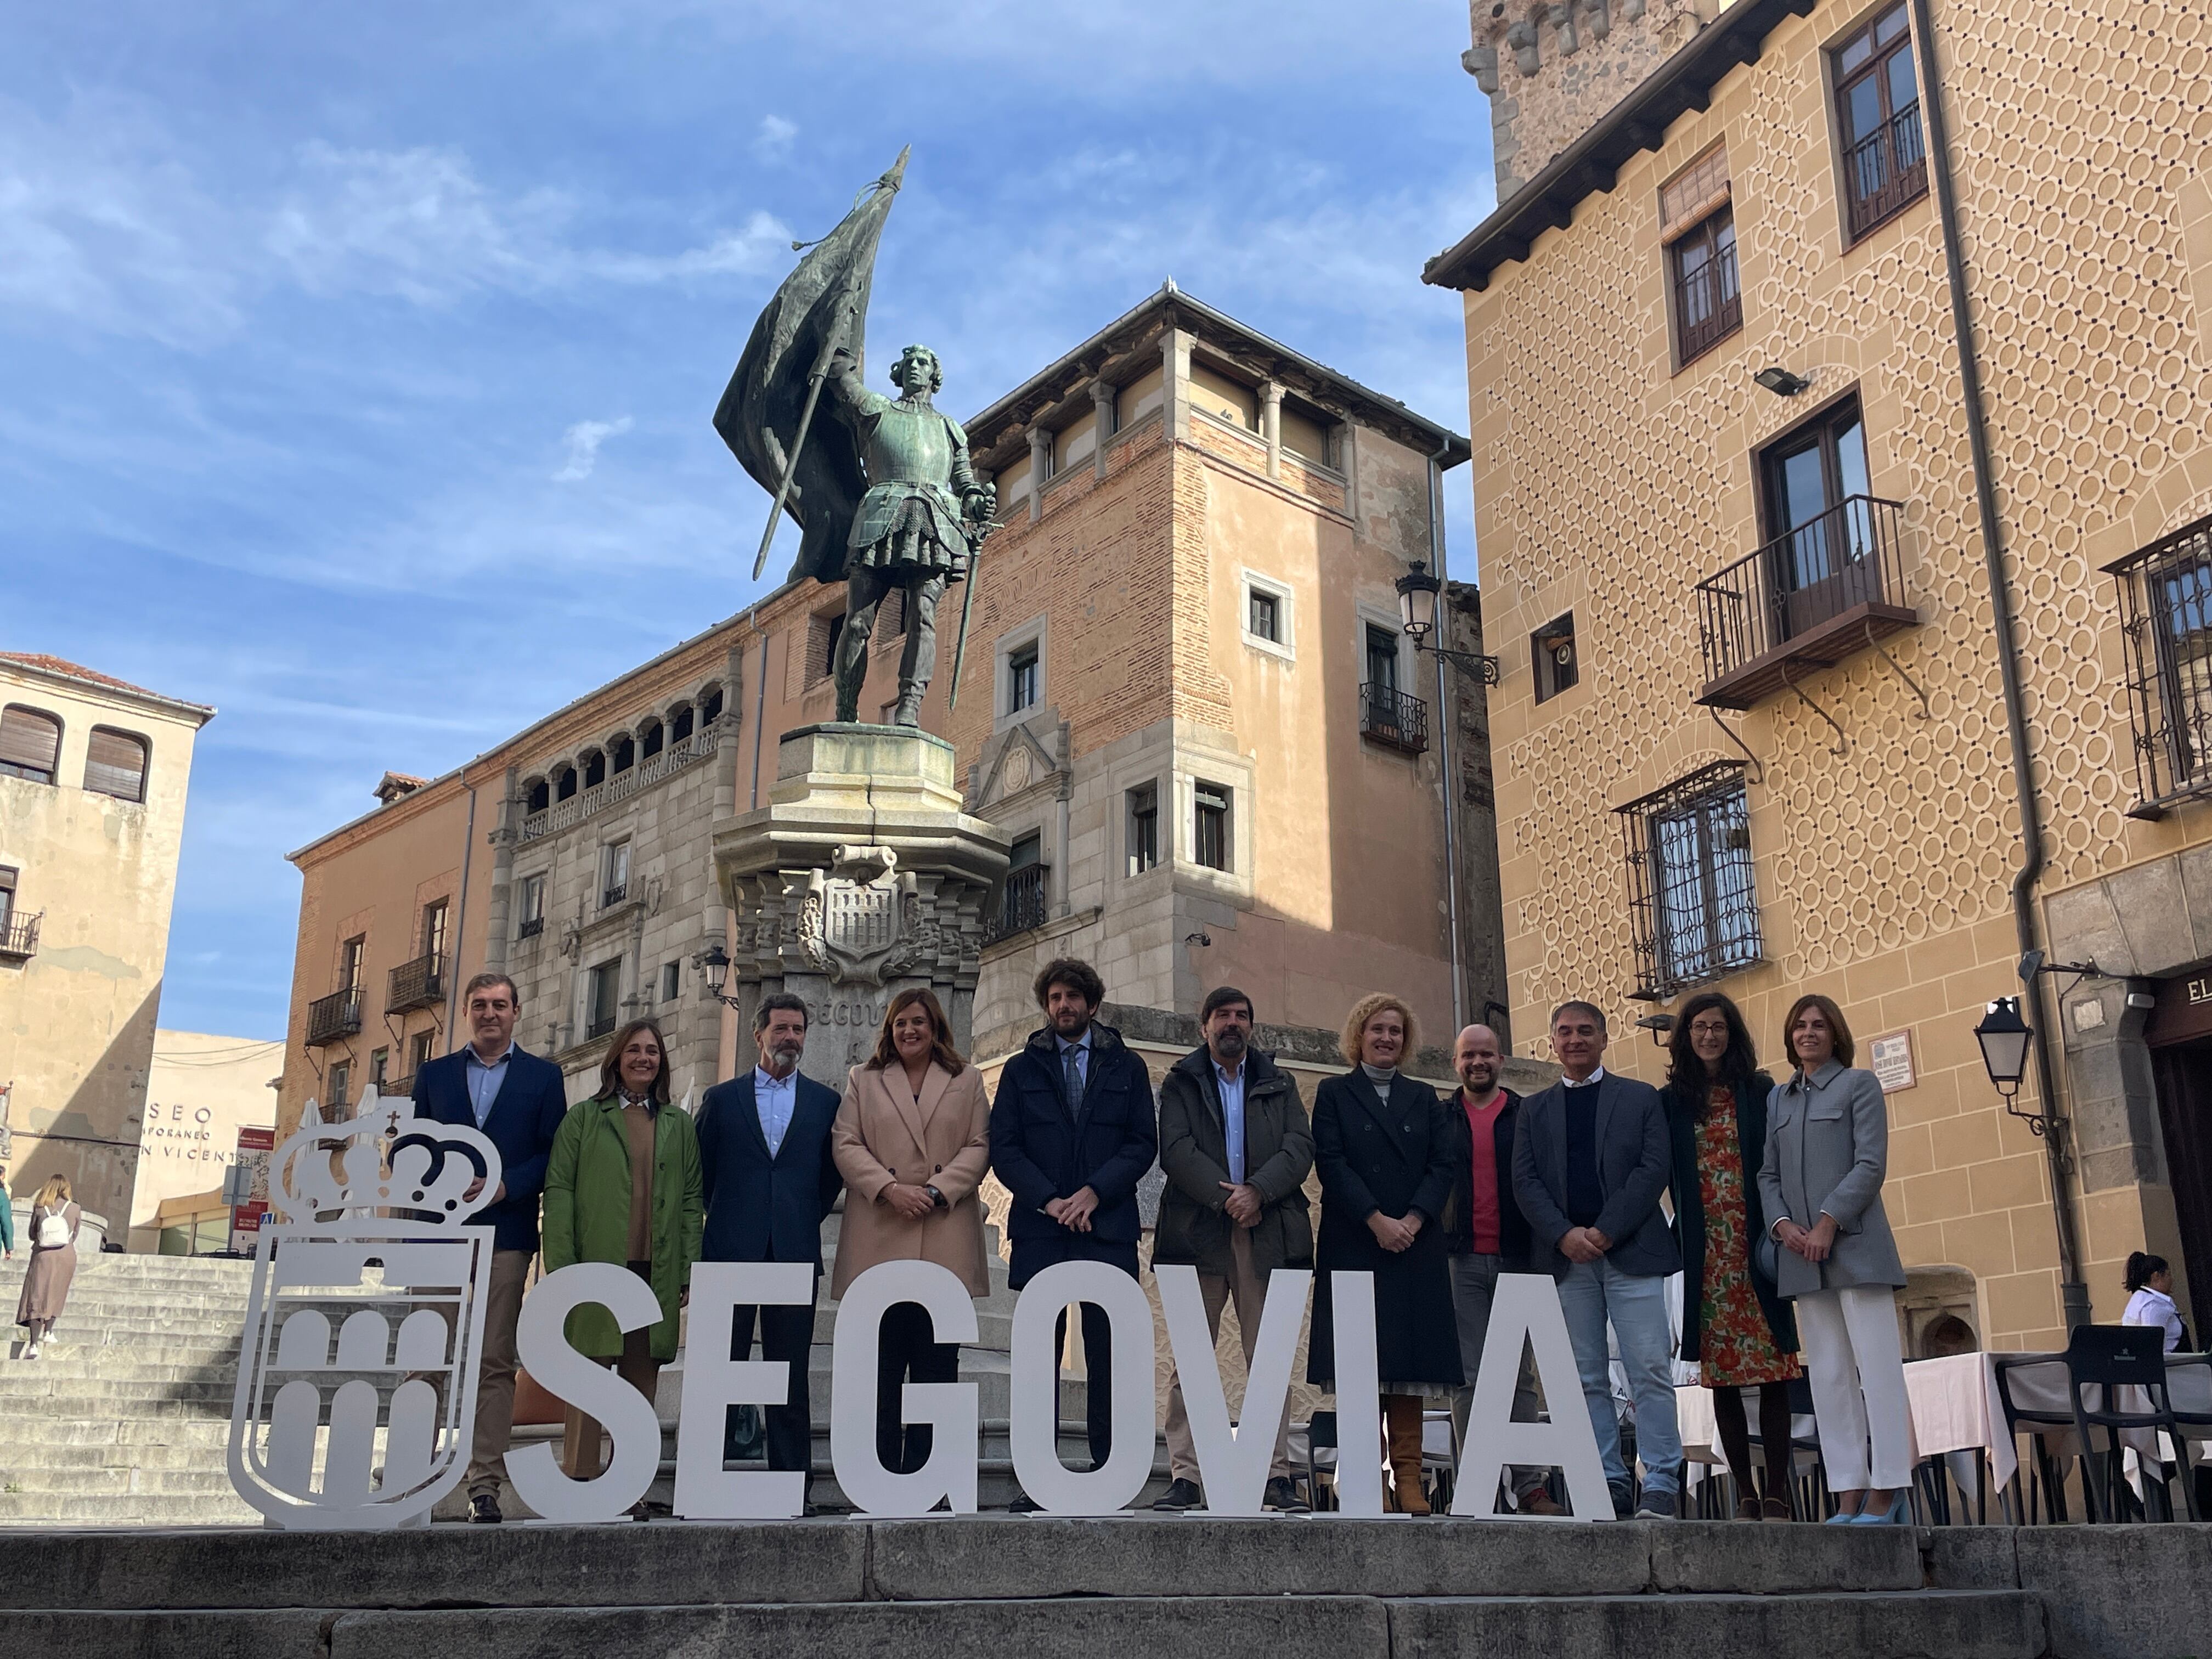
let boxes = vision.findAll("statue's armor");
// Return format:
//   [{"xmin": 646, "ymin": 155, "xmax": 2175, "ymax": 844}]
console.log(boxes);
[{"xmin": 833, "ymin": 376, "xmax": 978, "ymax": 580}]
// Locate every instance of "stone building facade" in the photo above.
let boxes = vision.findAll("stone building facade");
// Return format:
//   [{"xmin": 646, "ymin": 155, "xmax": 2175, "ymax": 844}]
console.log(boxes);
[
  {"xmin": 0, "ymin": 653, "xmax": 213, "ymax": 1233},
  {"xmin": 276, "ymin": 288, "xmax": 1506, "ymax": 1140},
  {"xmin": 1432, "ymin": 0, "xmax": 2212, "ymax": 1347}
]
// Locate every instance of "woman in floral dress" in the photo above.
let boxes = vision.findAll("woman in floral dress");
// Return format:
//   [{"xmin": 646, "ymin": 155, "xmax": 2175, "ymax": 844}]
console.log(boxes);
[{"xmin": 1664, "ymin": 992, "xmax": 1801, "ymax": 1520}]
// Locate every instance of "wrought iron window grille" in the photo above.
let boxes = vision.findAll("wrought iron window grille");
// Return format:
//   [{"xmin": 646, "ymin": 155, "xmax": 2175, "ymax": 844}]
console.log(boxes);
[
  {"xmin": 2108, "ymin": 511, "xmax": 2212, "ymax": 819},
  {"xmin": 1616, "ymin": 762, "xmax": 1764, "ymax": 1000}
]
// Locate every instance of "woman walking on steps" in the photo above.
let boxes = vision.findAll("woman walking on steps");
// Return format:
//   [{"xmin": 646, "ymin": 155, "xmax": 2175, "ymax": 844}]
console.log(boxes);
[{"xmin": 16, "ymin": 1173, "xmax": 81, "ymax": 1359}]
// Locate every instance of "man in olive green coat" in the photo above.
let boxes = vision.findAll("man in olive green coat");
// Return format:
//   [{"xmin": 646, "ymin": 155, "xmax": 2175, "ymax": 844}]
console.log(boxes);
[{"xmin": 540, "ymin": 1020, "xmax": 703, "ymax": 1487}]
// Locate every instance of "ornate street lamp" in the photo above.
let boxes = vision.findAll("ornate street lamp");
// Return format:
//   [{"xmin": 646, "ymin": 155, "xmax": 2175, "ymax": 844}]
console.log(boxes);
[
  {"xmin": 1974, "ymin": 996, "xmax": 2033, "ymax": 1100},
  {"xmin": 697, "ymin": 942, "xmax": 742, "ymax": 1009},
  {"xmin": 1396, "ymin": 560, "xmax": 1501, "ymax": 684}
]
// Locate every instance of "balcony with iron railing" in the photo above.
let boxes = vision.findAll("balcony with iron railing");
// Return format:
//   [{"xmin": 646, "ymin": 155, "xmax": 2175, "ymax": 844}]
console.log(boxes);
[
  {"xmin": 1844, "ymin": 101, "xmax": 1927, "ymax": 240},
  {"xmin": 382, "ymin": 1073, "xmax": 415, "ymax": 1102},
  {"xmin": 306, "ymin": 986, "xmax": 364, "ymax": 1047},
  {"xmin": 0, "ymin": 912, "xmax": 41, "ymax": 961},
  {"xmin": 386, "ymin": 952, "xmax": 445, "ymax": 1014},
  {"xmin": 517, "ymin": 916, "xmax": 545, "ymax": 940},
  {"xmin": 1695, "ymin": 495, "xmax": 1916, "ymax": 709},
  {"xmin": 985, "ymin": 864, "xmax": 1052, "ymax": 945},
  {"xmin": 1675, "ymin": 234, "xmax": 1741, "ymax": 364},
  {"xmin": 1359, "ymin": 683, "xmax": 1429, "ymax": 753}
]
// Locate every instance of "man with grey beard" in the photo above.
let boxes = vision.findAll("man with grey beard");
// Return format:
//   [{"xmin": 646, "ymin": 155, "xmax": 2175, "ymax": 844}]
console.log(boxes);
[{"xmin": 697, "ymin": 994, "xmax": 844, "ymax": 1508}]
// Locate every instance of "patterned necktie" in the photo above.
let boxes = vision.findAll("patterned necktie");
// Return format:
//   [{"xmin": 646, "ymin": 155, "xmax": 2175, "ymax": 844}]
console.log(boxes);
[{"xmin": 1063, "ymin": 1043, "xmax": 1082, "ymax": 1106}]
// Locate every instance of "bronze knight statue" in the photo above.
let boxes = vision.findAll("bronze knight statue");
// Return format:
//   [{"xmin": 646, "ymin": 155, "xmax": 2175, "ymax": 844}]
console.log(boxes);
[{"xmin": 714, "ymin": 151, "xmax": 996, "ymax": 726}]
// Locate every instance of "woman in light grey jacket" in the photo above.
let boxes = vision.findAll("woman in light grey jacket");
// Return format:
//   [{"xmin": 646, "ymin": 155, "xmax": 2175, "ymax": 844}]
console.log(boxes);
[{"xmin": 1757, "ymin": 994, "xmax": 1911, "ymax": 1525}]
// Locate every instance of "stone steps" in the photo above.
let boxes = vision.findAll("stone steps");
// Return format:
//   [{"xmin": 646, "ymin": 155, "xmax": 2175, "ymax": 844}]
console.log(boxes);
[{"xmin": 0, "ymin": 1518, "xmax": 2068, "ymax": 1659}]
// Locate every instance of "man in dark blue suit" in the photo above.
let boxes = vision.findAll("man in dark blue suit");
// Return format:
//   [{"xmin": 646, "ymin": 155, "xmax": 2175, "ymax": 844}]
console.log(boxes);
[
  {"xmin": 412, "ymin": 971, "xmax": 571, "ymax": 1523},
  {"xmin": 695, "ymin": 992, "xmax": 843, "ymax": 1506},
  {"xmin": 989, "ymin": 958, "xmax": 1158, "ymax": 1510}
]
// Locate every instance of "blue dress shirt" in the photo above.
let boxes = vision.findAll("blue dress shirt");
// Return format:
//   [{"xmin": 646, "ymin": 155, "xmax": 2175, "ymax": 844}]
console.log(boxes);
[
  {"xmin": 463, "ymin": 1044, "xmax": 516, "ymax": 1129},
  {"xmin": 753, "ymin": 1066, "xmax": 797, "ymax": 1158},
  {"xmin": 1216, "ymin": 1060, "xmax": 1247, "ymax": 1185}
]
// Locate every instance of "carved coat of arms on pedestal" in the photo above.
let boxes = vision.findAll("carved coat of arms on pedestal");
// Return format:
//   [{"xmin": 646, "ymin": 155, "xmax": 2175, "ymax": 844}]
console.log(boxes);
[{"xmin": 789, "ymin": 844, "xmax": 946, "ymax": 986}]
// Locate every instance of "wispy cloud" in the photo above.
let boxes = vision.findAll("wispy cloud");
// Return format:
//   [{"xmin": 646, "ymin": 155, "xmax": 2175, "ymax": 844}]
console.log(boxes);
[
  {"xmin": 553, "ymin": 414, "xmax": 633, "ymax": 481},
  {"xmin": 754, "ymin": 114, "xmax": 797, "ymax": 160}
]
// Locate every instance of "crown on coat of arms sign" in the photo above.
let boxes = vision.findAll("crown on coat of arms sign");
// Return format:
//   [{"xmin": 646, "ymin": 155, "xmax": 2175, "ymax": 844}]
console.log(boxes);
[{"xmin": 267, "ymin": 1086, "xmax": 503, "ymax": 1232}]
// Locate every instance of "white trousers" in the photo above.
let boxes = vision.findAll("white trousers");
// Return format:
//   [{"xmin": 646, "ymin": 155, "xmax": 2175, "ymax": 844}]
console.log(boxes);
[{"xmin": 1796, "ymin": 1283, "xmax": 1913, "ymax": 1491}]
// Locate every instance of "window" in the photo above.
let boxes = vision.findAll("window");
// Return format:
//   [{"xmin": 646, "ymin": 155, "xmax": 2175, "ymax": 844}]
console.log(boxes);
[
  {"xmin": 370, "ymin": 1048, "xmax": 390, "ymax": 1087},
  {"xmin": 1661, "ymin": 145, "xmax": 1741, "ymax": 365},
  {"xmin": 84, "ymin": 727, "xmax": 149, "ymax": 802},
  {"xmin": 823, "ymin": 616, "xmax": 847, "ymax": 680},
  {"xmin": 526, "ymin": 777, "xmax": 550, "ymax": 815},
  {"xmin": 338, "ymin": 935, "xmax": 365, "ymax": 991},
  {"xmin": 640, "ymin": 719, "xmax": 664, "ymax": 760},
  {"xmin": 1619, "ymin": 764, "xmax": 1763, "ymax": 996},
  {"xmin": 702, "ymin": 686, "xmax": 724, "ymax": 724},
  {"xmin": 2109, "ymin": 511, "xmax": 2212, "ymax": 814},
  {"xmin": 586, "ymin": 960, "xmax": 622, "ymax": 1040},
  {"xmin": 1126, "ymin": 782, "xmax": 1160, "ymax": 876},
  {"xmin": 990, "ymin": 833, "xmax": 1049, "ymax": 941},
  {"xmin": 1761, "ymin": 397, "xmax": 1880, "ymax": 640},
  {"xmin": 603, "ymin": 842, "xmax": 630, "ymax": 907},
  {"xmin": 517, "ymin": 873, "xmax": 546, "ymax": 939},
  {"xmin": 326, "ymin": 1060, "xmax": 351, "ymax": 1112},
  {"xmin": 1532, "ymin": 614, "xmax": 1578, "ymax": 703},
  {"xmin": 421, "ymin": 900, "xmax": 449, "ymax": 963},
  {"xmin": 611, "ymin": 734, "xmax": 635, "ymax": 775},
  {"xmin": 0, "ymin": 706, "xmax": 61, "ymax": 785},
  {"xmin": 1249, "ymin": 590, "xmax": 1281, "ymax": 644},
  {"xmin": 1194, "ymin": 782, "xmax": 1232, "ymax": 872},
  {"xmin": 0, "ymin": 866, "xmax": 13, "ymax": 930},
  {"xmin": 582, "ymin": 750, "xmax": 605, "ymax": 789},
  {"xmin": 1007, "ymin": 644, "xmax": 1040, "ymax": 715},
  {"xmin": 1833, "ymin": 2, "xmax": 1926, "ymax": 241},
  {"xmin": 1365, "ymin": 624, "xmax": 1402, "ymax": 696},
  {"xmin": 1241, "ymin": 573, "xmax": 1295, "ymax": 658},
  {"xmin": 661, "ymin": 961, "xmax": 681, "ymax": 1002},
  {"xmin": 670, "ymin": 704, "xmax": 695, "ymax": 744},
  {"xmin": 410, "ymin": 1030, "xmax": 435, "ymax": 1075},
  {"xmin": 554, "ymin": 765, "xmax": 578, "ymax": 802}
]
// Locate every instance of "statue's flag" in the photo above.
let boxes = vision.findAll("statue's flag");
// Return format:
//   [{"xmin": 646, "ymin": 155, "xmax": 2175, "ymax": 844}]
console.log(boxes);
[{"xmin": 715, "ymin": 148, "xmax": 907, "ymax": 585}]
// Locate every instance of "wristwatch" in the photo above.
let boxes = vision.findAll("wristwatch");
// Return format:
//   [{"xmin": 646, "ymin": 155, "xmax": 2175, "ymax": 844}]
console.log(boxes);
[{"xmin": 926, "ymin": 1184, "xmax": 947, "ymax": 1210}]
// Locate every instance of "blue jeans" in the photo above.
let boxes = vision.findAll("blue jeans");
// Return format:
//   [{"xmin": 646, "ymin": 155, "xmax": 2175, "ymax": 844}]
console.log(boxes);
[{"xmin": 1556, "ymin": 1256, "xmax": 1680, "ymax": 1495}]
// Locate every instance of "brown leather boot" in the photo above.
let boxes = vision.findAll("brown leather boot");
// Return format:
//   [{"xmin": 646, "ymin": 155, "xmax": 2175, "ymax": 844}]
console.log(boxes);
[{"xmin": 1386, "ymin": 1395, "xmax": 1430, "ymax": 1516}]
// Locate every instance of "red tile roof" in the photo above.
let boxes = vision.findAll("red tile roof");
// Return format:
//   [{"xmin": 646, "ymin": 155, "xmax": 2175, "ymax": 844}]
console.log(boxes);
[{"xmin": 0, "ymin": 652, "xmax": 215, "ymax": 713}]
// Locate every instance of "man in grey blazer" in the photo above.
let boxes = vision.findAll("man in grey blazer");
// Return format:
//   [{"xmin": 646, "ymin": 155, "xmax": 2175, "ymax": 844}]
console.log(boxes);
[{"xmin": 1511, "ymin": 1000, "xmax": 1682, "ymax": 1519}]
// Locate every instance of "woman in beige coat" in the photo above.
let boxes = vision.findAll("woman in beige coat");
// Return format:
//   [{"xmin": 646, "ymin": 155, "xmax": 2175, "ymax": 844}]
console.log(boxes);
[
  {"xmin": 831, "ymin": 987, "xmax": 992, "ymax": 1475},
  {"xmin": 16, "ymin": 1174, "xmax": 81, "ymax": 1359}
]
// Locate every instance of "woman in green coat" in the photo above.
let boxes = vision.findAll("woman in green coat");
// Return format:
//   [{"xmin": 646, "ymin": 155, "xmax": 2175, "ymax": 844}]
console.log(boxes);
[{"xmin": 541, "ymin": 1018, "xmax": 702, "ymax": 1492}]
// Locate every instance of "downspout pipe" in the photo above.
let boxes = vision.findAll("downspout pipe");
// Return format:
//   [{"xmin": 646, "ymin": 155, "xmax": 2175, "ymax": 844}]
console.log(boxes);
[
  {"xmin": 444, "ymin": 781, "xmax": 478, "ymax": 1056},
  {"xmin": 1911, "ymin": 0, "xmax": 2090, "ymax": 1328},
  {"xmin": 1427, "ymin": 438, "xmax": 1468, "ymax": 1036}
]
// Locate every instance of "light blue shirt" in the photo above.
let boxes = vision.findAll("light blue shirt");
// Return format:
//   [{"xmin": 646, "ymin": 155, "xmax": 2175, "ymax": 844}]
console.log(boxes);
[
  {"xmin": 1057, "ymin": 1031, "xmax": 1092, "ymax": 1101},
  {"xmin": 1216, "ymin": 1060, "xmax": 1247, "ymax": 1186},
  {"xmin": 464, "ymin": 1044, "xmax": 516, "ymax": 1129},
  {"xmin": 753, "ymin": 1066, "xmax": 797, "ymax": 1158}
]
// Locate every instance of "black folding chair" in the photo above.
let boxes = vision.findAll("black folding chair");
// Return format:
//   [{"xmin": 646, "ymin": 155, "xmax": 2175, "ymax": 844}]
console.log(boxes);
[
  {"xmin": 2163, "ymin": 1352, "xmax": 2212, "ymax": 1516},
  {"xmin": 1300, "ymin": 1410, "xmax": 1338, "ymax": 1512},
  {"xmin": 1993, "ymin": 1351, "xmax": 2075, "ymax": 1523},
  {"xmin": 2063, "ymin": 1324, "xmax": 2198, "ymax": 1523}
]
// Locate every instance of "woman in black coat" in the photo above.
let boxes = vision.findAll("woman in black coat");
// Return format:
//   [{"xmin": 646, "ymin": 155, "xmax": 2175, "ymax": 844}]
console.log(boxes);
[
  {"xmin": 1307, "ymin": 992, "xmax": 1462, "ymax": 1514},
  {"xmin": 1662, "ymin": 990, "xmax": 1800, "ymax": 1520}
]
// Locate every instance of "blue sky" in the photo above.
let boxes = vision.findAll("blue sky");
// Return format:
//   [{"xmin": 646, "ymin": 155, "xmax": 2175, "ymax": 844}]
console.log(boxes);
[{"xmin": 5, "ymin": 0, "xmax": 1498, "ymax": 1040}]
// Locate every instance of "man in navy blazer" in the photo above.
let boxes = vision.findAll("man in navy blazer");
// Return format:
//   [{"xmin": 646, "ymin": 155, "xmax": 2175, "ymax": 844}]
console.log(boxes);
[
  {"xmin": 412, "ymin": 971, "xmax": 571, "ymax": 1523},
  {"xmin": 988, "ymin": 957, "xmax": 1158, "ymax": 1509},
  {"xmin": 695, "ymin": 992, "xmax": 843, "ymax": 1503},
  {"xmin": 1511, "ymin": 999, "xmax": 1683, "ymax": 1520}
]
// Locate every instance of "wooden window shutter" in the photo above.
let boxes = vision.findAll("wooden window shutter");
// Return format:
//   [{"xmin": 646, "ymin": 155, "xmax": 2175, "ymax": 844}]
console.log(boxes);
[
  {"xmin": 0, "ymin": 706, "xmax": 61, "ymax": 778},
  {"xmin": 1659, "ymin": 143, "xmax": 1731, "ymax": 244},
  {"xmin": 84, "ymin": 727, "xmax": 149, "ymax": 802}
]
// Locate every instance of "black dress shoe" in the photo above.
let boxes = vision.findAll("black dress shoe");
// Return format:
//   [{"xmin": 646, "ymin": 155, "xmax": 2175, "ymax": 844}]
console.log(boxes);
[
  {"xmin": 1153, "ymin": 1477, "xmax": 1204, "ymax": 1511},
  {"xmin": 469, "ymin": 1491, "xmax": 503, "ymax": 1525},
  {"xmin": 1263, "ymin": 1476, "xmax": 1310, "ymax": 1514}
]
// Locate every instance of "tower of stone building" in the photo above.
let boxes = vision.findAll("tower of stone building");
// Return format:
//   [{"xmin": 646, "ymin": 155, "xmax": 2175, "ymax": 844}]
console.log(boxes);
[{"xmin": 1461, "ymin": 0, "xmax": 1724, "ymax": 197}]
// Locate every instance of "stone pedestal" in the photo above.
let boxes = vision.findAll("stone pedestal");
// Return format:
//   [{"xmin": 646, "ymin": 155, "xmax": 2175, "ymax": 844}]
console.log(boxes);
[{"xmin": 713, "ymin": 725, "xmax": 1011, "ymax": 1079}]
